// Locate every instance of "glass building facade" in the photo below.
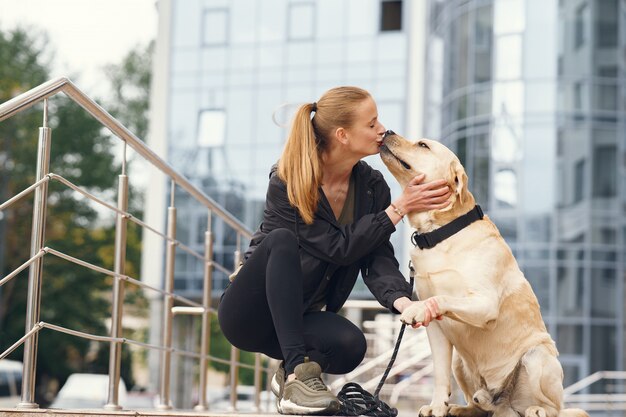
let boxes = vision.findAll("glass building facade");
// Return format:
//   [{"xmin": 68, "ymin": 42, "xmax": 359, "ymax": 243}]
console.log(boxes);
[
  {"xmin": 424, "ymin": 0, "xmax": 625, "ymax": 390},
  {"xmin": 160, "ymin": 0, "xmax": 414, "ymax": 300}
]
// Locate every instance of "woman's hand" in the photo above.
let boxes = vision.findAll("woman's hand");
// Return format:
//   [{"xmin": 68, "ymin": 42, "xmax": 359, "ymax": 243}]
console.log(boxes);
[
  {"xmin": 394, "ymin": 174, "xmax": 451, "ymax": 215},
  {"xmin": 393, "ymin": 296, "xmax": 443, "ymax": 329}
]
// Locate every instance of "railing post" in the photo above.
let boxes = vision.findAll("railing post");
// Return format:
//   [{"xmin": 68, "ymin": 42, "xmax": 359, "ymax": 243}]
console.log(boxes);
[
  {"xmin": 158, "ymin": 180, "xmax": 177, "ymax": 410},
  {"xmin": 105, "ymin": 143, "xmax": 129, "ymax": 410},
  {"xmin": 229, "ymin": 242, "xmax": 242, "ymax": 411},
  {"xmin": 194, "ymin": 211, "xmax": 213, "ymax": 411},
  {"xmin": 254, "ymin": 352, "xmax": 262, "ymax": 412},
  {"xmin": 18, "ymin": 100, "xmax": 51, "ymax": 409}
]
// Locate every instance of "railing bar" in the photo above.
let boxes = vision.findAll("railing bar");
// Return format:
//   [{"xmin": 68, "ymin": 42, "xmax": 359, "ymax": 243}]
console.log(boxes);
[
  {"xmin": 0, "ymin": 249, "xmax": 46, "ymax": 288},
  {"xmin": 46, "ymin": 247, "xmax": 114, "ymax": 276},
  {"xmin": 42, "ymin": 322, "xmax": 114, "ymax": 342},
  {"xmin": 119, "ymin": 275, "xmax": 203, "ymax": 308},
  {"xmin": 50, "ymin": 173, "xmax": 122, "ymax": 216},
  {"xmin": 39, "ymin": 322, "xmax": 268, "ymax": 372},
  {"xmin": 46, "ymin": 247, "xmax": 203, "ymax": 308},
  {"xmin": 0, "ymin": 175, "xmax": 51, "ymax": 211},
  {"xmin": 0, "ymin": 78, "xmax": 67, "ymax": 122},
  {"xmin": 0, "ymin": 323, "xmax": 43, "ymax": 361},
  {"xmin": 177, "ymin": 242, "xmax": 205, "ymax": 261},
  {"xmin": 213, "ymin": 261, "xmax": 232, "ymax": 275},
  {"xmin": 51, "ymin": 174, "xmax": 206, "ymax": 260},
  {"xmin": 0, "ymin": 320, "xmax": 270, "ymax": 377}
]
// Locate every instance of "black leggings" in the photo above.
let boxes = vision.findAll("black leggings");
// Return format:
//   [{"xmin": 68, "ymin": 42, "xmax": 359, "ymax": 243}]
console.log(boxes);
[{"xmin": 217, "ymin": 228, "xmax": 367, "ymax": 375}]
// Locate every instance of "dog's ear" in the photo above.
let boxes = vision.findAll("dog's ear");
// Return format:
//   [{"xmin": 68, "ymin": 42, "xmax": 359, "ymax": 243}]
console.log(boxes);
[{"xmin": 449, "ymin": 160, "xmax": 470, "ymax": 205}]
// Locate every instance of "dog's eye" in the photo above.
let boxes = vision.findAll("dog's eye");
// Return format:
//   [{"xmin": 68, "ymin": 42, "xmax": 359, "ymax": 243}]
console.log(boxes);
[{"xmin": 418, "ymin": 141, "xmax": 430, "ymax": 149}]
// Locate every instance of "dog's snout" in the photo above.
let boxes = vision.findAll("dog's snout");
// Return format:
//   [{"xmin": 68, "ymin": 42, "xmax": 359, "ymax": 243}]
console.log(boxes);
[{"xmin": 382, "ymin": 130, "xmax": 395, "ymax": 140}]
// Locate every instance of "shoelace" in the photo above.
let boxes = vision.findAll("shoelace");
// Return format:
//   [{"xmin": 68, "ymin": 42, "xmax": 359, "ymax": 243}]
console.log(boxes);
[{"xmin": 302, "ymin": 376, "xmax": 329, "ymax": 392}]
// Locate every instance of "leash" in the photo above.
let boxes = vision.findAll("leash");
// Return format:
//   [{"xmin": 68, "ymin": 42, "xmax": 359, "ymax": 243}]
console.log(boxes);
[{"xmin": 336, "ymin": 263, "xmax": 415, "ymax": 416}]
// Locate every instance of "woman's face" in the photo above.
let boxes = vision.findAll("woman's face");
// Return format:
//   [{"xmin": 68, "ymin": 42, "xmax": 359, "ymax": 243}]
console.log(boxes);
[{"xmin": 343, "ymin": 97, "xmax": 386, "ymax": 158}]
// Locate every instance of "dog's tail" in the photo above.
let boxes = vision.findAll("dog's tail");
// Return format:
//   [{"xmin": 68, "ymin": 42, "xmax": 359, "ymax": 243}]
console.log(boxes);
[{"xmin": 559, "ymin": 408, "xmax": 589, "ymax": 417}]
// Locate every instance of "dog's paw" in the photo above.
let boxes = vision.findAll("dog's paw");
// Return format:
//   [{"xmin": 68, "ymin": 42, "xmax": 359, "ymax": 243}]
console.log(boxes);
[
  {"xmin": 448, "ymin": 404, "xmax": 488, "ymax": 417},
  {"xmin": 418, "ymin": 403, "xmax": 450, "ymax": 417},
  {"xmin": 400, "ymin": 301, "xmax": 426, "ymax": 326},
  {"xmin": 525, "ymin": 406, "xmax": 547, "ymax": 417}
]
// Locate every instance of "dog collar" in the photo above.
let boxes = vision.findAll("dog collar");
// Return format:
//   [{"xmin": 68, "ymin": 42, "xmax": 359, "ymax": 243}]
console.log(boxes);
[{"xmin": 411, "ymin": 205, "xmax": 484, "ymax": 249}]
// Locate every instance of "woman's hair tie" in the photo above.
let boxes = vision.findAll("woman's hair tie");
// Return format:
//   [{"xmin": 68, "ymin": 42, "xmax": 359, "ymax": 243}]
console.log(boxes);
[{"xmin": 311, "ymin": 102, "xmax": 317, "ymax": 112}]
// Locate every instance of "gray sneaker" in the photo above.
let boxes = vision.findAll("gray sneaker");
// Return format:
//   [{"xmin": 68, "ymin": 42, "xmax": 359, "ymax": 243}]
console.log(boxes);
[
  {"xmin": 278, "ymin": 360, "xmax": 340, "ymax": 415},
  {"xmin": 271, "ymin": 361, "xmax": 285, "ymax": 398}
]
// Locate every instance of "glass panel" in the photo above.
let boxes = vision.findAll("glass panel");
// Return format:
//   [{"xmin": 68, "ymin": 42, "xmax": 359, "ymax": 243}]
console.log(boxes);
[
  {"xmin": 595, "ymin": 0, "xmax": 618, "ymax": 48},
  {"xmin": 347, "ymin": 0, "xmax": 376, "ymax": 37},
  {"xmin": 494, "ymin": 168, "xmax": 518, "ymax": 208},
  {"xmin": 202, "ymin": 9, "xmax": 229, "ymax": 45},
  {"xmin": 197, "ymin": 110, "xmax": 226, "ymax": 148},
  {"xmin": 494, "ymin": 0, "xmax": 525, "ymax": 34},
  {"xmin": 574, "ymin": 3, "xmax": 587, "ymax": 49},
  {"xmin": 592, "ymin": 145, "xmax": 616, "ymax": 197},
  {"xmin": 288, "ymin": 2, "xmax": 315, "ymax": 40},
  {"xmin": 493, "ymin": 217, "xmax": 517, "ymax": 243},
  {"xmin": 556, "ymin": 325, "xmax": 583, "ymax": 354},
  {"xmin": 556, "ymin": 265, "xmax": 584, "ymax": 316},
  {"xmin": 495, "ymin": 35, "xmax": 522, "ymax": 80},
  {"xmin": 573, "ymin": 159, "xmax": 585, "ymax": 203},
  {"xmin": 523, "ymin": 266, "xmax": 550, "ymax": 313},
  {"xmin": 590, "ymin": 326, "xmax": 616, "ymax": 393},
  {"xmin": 590, "ymin": 267, "xmax": 616, "ymax": 318},
  {"xmin": 380, "ymin": 0, "xmax": 402, "ymax": 32}
]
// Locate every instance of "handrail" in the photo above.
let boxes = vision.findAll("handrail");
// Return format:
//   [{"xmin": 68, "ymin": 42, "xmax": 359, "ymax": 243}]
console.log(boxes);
[
  {"xmin": 0, "ymin": 76, "xmax": 252, "ymax": 239},
  {"xmin": 0, "ymin": 77, "xmax": 259, "ymax": 411}
]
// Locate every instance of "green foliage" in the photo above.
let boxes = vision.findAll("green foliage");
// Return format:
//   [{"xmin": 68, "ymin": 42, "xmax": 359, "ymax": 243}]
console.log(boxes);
[
  {"xmin": 0, "ymin": 28, "xmax": 145, "ymax": 402},
  {"xmin": 105, "ymin": 41, "xmax": 153, "ymax": 141}
]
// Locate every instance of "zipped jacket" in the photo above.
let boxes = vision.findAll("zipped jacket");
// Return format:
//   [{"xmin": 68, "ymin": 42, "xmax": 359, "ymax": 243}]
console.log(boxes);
[{"xmin": 244, "ymin": 161, "xmax": 413, "ymax": 313}]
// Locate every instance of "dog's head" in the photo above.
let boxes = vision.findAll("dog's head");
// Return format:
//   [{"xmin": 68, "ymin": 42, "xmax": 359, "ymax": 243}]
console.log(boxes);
[{"xmin": 380, "ymin": 132, "xmax": 474, "ymax": 227}]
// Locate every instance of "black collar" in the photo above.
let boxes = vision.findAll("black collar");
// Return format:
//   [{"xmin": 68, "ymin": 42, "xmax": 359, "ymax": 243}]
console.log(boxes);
[{"xmin": 411, "ymin": 205, "xmax": 484, "ymax": 249}]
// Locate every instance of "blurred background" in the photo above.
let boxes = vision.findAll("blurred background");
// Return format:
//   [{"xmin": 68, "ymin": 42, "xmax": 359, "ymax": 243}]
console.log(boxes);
[{"xmin": 0, "ymin": 0, "xmax": 624, "ymax": 415}]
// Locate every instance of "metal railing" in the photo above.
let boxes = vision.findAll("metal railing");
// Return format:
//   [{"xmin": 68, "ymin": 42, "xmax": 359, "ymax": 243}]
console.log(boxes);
[
  {"xmin": 564, "ymin": 371, "xmax": 626, "ymax": 412},
  {"xmin": 0, "ymin": 77, "xmax": 269, "ymax": 411}
]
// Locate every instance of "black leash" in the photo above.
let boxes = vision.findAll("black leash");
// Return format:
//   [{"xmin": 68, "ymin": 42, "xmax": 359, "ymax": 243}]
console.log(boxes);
[{"xmin": 336, "ymin": 263, "xmax": 415, "ymax": 416}]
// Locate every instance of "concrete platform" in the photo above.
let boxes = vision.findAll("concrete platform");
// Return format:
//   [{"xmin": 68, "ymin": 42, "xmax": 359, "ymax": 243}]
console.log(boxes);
[{"xmin": 0, "ymin": 409, "xmax": 283, "ymax": 417}]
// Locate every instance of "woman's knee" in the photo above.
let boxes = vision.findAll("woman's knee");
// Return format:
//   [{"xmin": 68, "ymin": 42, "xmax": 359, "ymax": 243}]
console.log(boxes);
[
  {"xmin": 265, "ymin": 228, "xmax": 298, "ymax": 245},
  {"xmin": 342, "ymin": 330, "xmax": 367, "ymax": 370},
  {"xmin": 264, "ymin": 228, "xmax": 299, "ymax": 256}
]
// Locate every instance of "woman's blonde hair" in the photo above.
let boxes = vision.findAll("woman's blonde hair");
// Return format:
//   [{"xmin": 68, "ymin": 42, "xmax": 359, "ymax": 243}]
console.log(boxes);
[{"xmin": 277, "ymin": 86, "xmax": 371, "ymax": 224}]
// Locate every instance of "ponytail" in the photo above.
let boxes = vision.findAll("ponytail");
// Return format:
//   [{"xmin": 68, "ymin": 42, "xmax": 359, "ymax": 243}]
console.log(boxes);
[{"xmin": 278, "ymin": 103, "xmax": 321, "ymax": 224}]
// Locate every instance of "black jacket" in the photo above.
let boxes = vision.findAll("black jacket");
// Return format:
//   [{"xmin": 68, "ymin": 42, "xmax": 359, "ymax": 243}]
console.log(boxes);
[{"xmin": 244, "ymin": 161, "xmax": 413, "ymax": 313}]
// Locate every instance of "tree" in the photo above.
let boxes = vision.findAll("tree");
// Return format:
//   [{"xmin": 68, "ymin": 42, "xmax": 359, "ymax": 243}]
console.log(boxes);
[{"xmin": 0, "ymin": 28, "xmax": 141, "ymax": 403}]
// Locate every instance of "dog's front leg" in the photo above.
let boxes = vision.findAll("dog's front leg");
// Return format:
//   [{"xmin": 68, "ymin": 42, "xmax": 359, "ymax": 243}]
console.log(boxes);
[
  {"xmin": 420, "ymin": 292, "xmax": 499, "ymax": 330},
  {"xmin": 418, "ymin": 322, "xmax": 453, "ymax": 417}
]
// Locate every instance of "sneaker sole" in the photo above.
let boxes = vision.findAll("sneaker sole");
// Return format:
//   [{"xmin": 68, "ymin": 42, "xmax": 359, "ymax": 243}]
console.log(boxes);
[
  {"xmin": 271, "ymin": 374, "xmax": 280, "ymax": 397},
  {"xmin": 278, "ymin": 398, "xmax": 340, "ymax": 415}
]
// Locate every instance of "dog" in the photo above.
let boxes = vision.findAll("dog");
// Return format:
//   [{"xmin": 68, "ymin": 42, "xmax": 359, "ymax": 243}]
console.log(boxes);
[{"xmin": 379, "ymin": 133, "xmax": 588, "ymax": 417}]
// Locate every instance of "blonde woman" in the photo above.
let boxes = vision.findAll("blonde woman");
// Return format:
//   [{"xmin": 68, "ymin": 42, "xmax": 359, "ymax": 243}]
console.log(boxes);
[{"xmin": 218, "ymin": 87, "xmax": 450, "ymax": 415}]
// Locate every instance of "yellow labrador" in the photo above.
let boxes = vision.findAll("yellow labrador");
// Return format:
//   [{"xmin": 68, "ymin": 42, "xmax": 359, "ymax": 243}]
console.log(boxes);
[{"xmin": 380, "ymin": 133, "xmax": 587, "ymax": 417}]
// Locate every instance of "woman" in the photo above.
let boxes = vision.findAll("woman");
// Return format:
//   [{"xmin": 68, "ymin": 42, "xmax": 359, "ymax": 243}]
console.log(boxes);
[{"xmin": 217, "ymin": 87, "xmax": 450, "ymax": 415}]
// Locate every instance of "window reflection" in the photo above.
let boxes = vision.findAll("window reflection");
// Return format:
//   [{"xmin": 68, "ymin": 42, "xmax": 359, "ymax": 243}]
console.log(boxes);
[
  {"xmin": 380, "ymin": 0, "xmax": 402, "ymax": 32},
  {"xmin": 494, "ymin": 168, "xmax": 517, "ymax": 208},
  {"xmin": 288, "ymin": 2, "xmax": 315, "ymax": 40},
  {"xmin": 557, "ymin": 264, "xmax": 584, "ymax": 317},
  {"xmin": 202, "ymin": 9, "xmax": 229, "ymax": 46}
]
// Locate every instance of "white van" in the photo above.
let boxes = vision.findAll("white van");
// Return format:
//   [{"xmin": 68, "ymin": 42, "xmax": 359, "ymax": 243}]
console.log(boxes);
[
  {"xmin": 0, "ymin": 359, "xmax": 22, "ymax": 407},
  {"xmin": 49, "ymin": 373, "xmax": 127, "ymax": 409}
]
